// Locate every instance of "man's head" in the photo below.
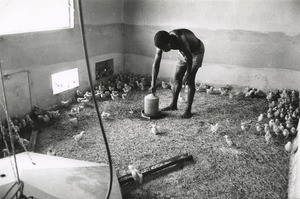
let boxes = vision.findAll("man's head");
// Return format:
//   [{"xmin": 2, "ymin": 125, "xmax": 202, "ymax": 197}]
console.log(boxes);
[{"xmin": 154, "ymin": 30, "xmax": 171, "ymax": 52}]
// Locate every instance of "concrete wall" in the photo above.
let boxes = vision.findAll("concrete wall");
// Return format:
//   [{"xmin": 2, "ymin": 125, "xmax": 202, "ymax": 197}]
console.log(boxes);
[
  {"xmin": 123, "ymin": 0, "xmax": 300, "ymax": 90},
  {"xmin": 0, "ymin": 0, "xmax": 123, "ymax": 115}
]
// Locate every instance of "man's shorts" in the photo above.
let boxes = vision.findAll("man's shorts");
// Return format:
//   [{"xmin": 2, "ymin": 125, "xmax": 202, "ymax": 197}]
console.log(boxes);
[{"xmin": 177, "ymin": 40, "xmax": 205, "ymax": 69}]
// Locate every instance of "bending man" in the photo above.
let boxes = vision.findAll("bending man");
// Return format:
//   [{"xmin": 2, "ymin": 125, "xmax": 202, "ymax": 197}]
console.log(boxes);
[{"xmin": 149, "ymin": 29, "xmax": 205, "ymax": 118}]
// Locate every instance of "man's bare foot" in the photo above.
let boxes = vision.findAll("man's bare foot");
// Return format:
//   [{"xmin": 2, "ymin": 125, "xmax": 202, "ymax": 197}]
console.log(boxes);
[
  {"xmin": 161, "ymin": 105, "xmax": 178, "ymax": 111},
  {"xmin": 181, "ymin": 112, "xmax": 192, "ymax": 118}
]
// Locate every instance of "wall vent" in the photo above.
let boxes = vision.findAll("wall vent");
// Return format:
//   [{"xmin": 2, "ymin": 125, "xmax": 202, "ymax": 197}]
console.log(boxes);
[{"xmin": 95, "ymin": 59, "xmax": 114, "ymax": 80}]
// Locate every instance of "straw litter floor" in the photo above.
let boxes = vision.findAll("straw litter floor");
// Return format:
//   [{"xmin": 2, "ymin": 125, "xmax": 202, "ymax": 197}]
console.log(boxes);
[{"xmin": 35, "ymin": 88, "xmax": 290, "ymax": 199}]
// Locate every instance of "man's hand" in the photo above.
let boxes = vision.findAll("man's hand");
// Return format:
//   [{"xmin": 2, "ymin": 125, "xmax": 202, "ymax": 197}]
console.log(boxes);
[{"xmin": 149, "ymin": 86, "xmax": 156, "ymax": 94}]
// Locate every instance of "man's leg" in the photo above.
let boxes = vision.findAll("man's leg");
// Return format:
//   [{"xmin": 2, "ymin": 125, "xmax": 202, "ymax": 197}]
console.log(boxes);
[
  {"xmin": 182, "ymin": 53, "xmax": 204, "ymax": 118},
  {"xmin": 161, "ymin": 64, "xmax": 186, "ymax": 111}
]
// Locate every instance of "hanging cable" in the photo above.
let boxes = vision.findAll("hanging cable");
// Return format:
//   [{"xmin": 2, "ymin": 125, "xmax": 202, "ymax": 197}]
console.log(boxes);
[
  {"xmin": 76, "ymin": 0, "xmax": 113, "ymax": 199},
  {"xmin": 0, "ymin": 62, "xmax": 21, "ymax": 184}
]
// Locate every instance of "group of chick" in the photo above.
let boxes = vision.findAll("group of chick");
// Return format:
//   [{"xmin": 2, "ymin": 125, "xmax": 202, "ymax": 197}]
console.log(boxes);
[
  {"xmin": 75, "ymin": 73, "xmax": 152, "ymax": 103},
  {"xmin": 255, "ymin": 89, "xmax": 299, "ymax": 152},
  {"xmin": 207, "ymin": 87, "xmax": 299, "ymax": 153},
  {"xmin": 0, "ymin": 114, "xmax": 36, "ymax": 157}
]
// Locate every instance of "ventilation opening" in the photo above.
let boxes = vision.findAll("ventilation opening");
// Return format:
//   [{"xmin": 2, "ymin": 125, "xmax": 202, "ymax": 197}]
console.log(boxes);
[{"xmin": 95, "ymin": 59, "xmax": 113, "ymax": 80}]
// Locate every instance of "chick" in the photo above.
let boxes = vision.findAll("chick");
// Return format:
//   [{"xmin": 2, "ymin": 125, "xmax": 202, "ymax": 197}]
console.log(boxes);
[
  {"xmin": 110, "ymin": 93, "xmax": 119, "ymax": 100},
  {"xmin": 224, "ymin": 135, "xmax": 234, "ymax": 147},
  {"xmin": 266, "ymin": 92, "xmax": 274, "ymax": 101},
  {"xmin": 265, "ymin": 130, "xmax": 272, "ymax": 144},
  {"xmin": 128, "ymin": 165, "xmax": 143, "ymax": 184},
  {"xmin": 47, "ymin": 110, "xmax": 60, "ymax": 119},
  {"xmin": 75, "ymin": 90, "xmax": 84, "ymax": 98},
  {"xmin": 161, "ymin": 81, "xmax": 171, "ymax": 89},
  {"xmin": 241, "ymin": 121, "xmax": 251, "ymax": 132},
  {"xmin": 220, "ymin": 88, "xmax": 229, "ymax": 96},
  {"xmin": 283, "ymin": 129, "xmax": 290, "ymax": 140},
  {"xmin": 206, "ymin": 87, "xmax": 214, "ymax": 95},
  {"xmin": 151, "ymin": 124, "xmax": 160, "ymax": 135},
  {"xmin": 47, "ymin": 148, "xmax": 57, "ymax": 156},
  {"xmin": 290, "ymin": 127, "xmax": 297, "ymax": 136},
  {"xmin": 285, "ymin": 141, "xmax": 292, "ymax": 152},
  {"xmin": 255, "ymin": 123, "xmax": 263, "ymax": 134},
  {"xmin": 210, "ymin": 123, "xmax": 219, "ymax": 133},
  {"xmin": 257, "ymin": 114, "xmax": 264, "ymax": 122},
  {"xmin": 267, "ymin": 111, "xmax": 273, "ymax": 119},
  {"xmin": 18, "ymin": 119, "xmax": 26, "ymax": 128},
  {"xmin": 25, "ymin": 114, "xmax": 34, "ymax": 128},
  {"xmin": 178, "ymin": 93, "xmax": 187, "ymax": 104},
  {"xmin": 84, "ymin": 92, "xmax": 92, "ymax": 101},
  {"xmin": 69, "ymin": 117, "xmax": 78, "ymax": 125},
  {"xmin": 73, "ymin": 131, "xmax": 85, "ymax": 142},
  {"xmin": 272, "ymin": 124, "xmax": 281, "ymax": 137},
  {"xmin": 61, "ymin": 100, "xmax": 71, "ymax": 107},
  {"xmin": 37, "ymin": 115, "xmax": 44, "ymax": 122},
  {"xmin": 69, "ymin": 108, "xmax": 79, "ymax": 117},
  {"xmin": 43, "ymin": 115, "xmax": 50, "ymax": 123},
  {"xmin": 101, "ymin": 111, "xmax": 111, "ymax": 118},
  {"xmin": 286, "ymin": 120, "xmax": 293, "ymax": 129},
  {"xmin": 269, "ymin": 119, "xmax": 275, "ymax": 128}
]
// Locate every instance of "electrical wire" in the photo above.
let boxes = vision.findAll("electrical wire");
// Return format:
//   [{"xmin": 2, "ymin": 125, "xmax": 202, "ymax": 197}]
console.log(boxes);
[{"xmin": 77, "ymin": 0, "xmax": 113, "ymax": 199}]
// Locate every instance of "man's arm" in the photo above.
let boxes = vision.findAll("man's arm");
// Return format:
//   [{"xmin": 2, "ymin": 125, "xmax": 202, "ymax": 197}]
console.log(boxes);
[{"xmin": 150, "ymin": 48, "xmax": 163, "ymax": 94}]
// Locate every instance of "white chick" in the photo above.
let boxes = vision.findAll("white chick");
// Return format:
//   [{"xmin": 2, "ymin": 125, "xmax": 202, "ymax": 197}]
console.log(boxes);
[
  {"xmin": 286, "ymin": 120, "xmax": 293, "ymax": 129},
  {"xmin": 258, "ymin": 114, "xmax": 264, "ymax": 122},
  {"xmin": 178, "ymin": 94, "xmax": 187, "ymax": 104},
  {"xmin": 101, "ymin": 111, "xmax": 111, "ymax": 118},
  {"xmin": 161, "ymin": 81, "xmax": 171, "ymax": 89},
  {"xmin": 265, "ymin": 130, "xmax": 272, "ymax": 144},
  {"xmin": 272, "ymin": 124, "xmax": 281, "ymax": 137},
  {"xmin": 290, "ymin": 127, "xmax": 297, "ymax": 136},
  {"xmin": 37, "ymin": 115, "xmax": 44, "ymax": 122},
  {"xmin": 224, "ymin": 135, "xmax": 234, "ymax": 147},
  {"xmin": 69, "ymin": 117, "xmax": 78, "ymax": 124},
  {"xmin": 255, "ymin": 123, "xmax": 263, "ymax": 134},
  {"xmin": 241, "ymin": 122, "xmax": 251, "ymax": 132},
  {"xmin": 269, "ymin": 119, "xmax": 275, "ymax": 128},
  {"xmin": 84, "ymin": 92, "xmax": 92, "ymax": 100},
  {"xmin": 151, "ymin": 124, "xmax": 160, "ymax": 135},
  {"xmin": 110, "ymin": 93, "xmax": 119, "ymax": 100},
  {"xmin": 128, "ymin": 165, "xmax": 143, "ymax": 184},
  {"xmin": 73, "ymin": 131, "xmax": 85, "ymax": 142},
  {"xmin": 210, "ymin": 123, "xmax": 219, "ymax": 133},
  {"xmin": 21, "ymin": 119, "xmax": 27, "ymax": 128},
  {"xmin": 283, "ymin": 129, "xmax": 290, "ymax": 139},
  {"xmin": 25, "ymin": 114, "xmax": 34, "ymax": 127},
  {"xmin": 43, "ymin": 115, "xmax": 50, "ymax": 123},
  {"xmin": 206, "ymin": 87, "xmax": 214, "ymax": 95},
  {"xmin": 285, "ymin": 141, "xmax": 292, "ymax": 152},
  {"xmin": 61, "ymin": 100, "xmax": 71, "ymax": 107},
  {"xmin": 47, "ymin": 148, "xmax": 56, "ymax": 156},
  {"xmin": 122, "ymin": 93, "xmax": 128, "ymax": 100}
]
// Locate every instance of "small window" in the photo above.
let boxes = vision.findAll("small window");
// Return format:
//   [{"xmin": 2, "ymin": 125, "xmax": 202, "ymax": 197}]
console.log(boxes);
[
  {"xmin": 52, "ymin": 68, "xmax": 79, "ymax": 95},
  {"xmin": 0, "ymin": 0, "xmax": 74, "ymax": 36}
]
